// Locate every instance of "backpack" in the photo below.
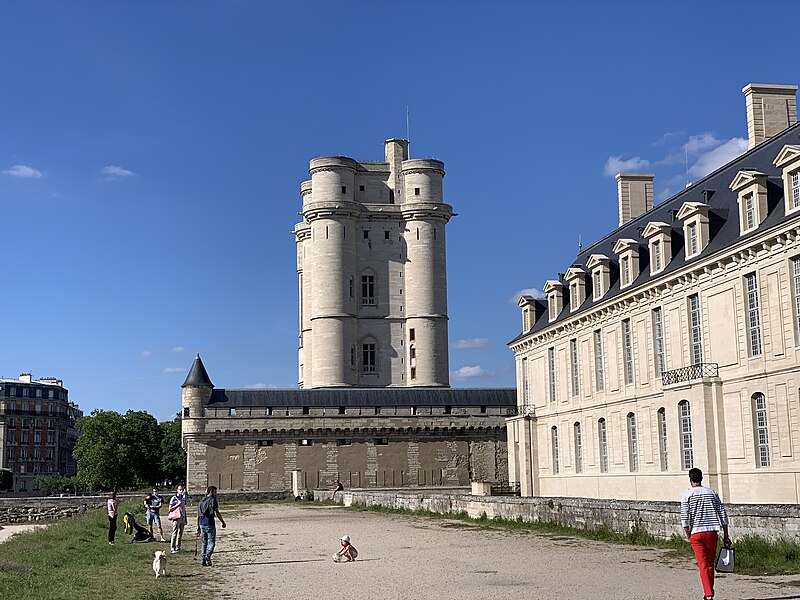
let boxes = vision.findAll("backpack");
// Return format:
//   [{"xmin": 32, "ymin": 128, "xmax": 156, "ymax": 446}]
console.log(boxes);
[{"xmin": 199, "ymin": 496, "xmax": 215, "ymax": 518}]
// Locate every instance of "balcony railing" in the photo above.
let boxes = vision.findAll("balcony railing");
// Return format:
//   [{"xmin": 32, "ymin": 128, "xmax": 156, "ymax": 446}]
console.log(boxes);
[
  {"xmin": 662, "ymin": 363, "xmax": 719, "ymax": 386},
  {"xmin": 506, "ymin": 404, "xmax": 535, "ymax": 417}
]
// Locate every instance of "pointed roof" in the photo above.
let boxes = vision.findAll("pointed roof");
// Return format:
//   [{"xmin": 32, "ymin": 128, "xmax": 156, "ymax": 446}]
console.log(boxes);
[{"xmin": 182, "ymin": 354, "xmax": 214, "ymax": 388}]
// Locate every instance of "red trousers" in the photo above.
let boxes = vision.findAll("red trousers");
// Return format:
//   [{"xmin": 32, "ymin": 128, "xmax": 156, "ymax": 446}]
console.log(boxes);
[{"xmin": 690, "ymin": 530, "xmax": 718, "ymax": 597}]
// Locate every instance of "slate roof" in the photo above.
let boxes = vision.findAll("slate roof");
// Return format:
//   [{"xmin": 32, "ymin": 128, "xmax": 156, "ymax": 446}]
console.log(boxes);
[
  {"xmin": 181, "ymin": 354, "xmax": 214, "ymax": 388},
  {"xmin": 207, "ymin": 387, "xmax": 516, "ymax": 407},
  {"xmin": 510, "ymin": 120, "xmax": 800, "ymax": 344}
]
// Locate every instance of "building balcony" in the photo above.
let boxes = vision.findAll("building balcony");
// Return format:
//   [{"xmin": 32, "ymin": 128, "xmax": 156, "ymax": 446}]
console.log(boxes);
[
  {"xmin": 507, "ymin": 403, "xmax": 536, "ymax": 418},
  {"xmin": 662, "ymin": 363, "xmax": 719, "ymax": 386}
]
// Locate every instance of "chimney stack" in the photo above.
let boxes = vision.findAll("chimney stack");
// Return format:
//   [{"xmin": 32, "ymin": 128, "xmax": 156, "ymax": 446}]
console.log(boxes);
[
  {"xmin": 616, "ymin": 173, "xmax": 654, "ymax": 226},
  {"xmin": 743, "ymin": 83, "xmax": 798, "ymax": 149},
  {"xmin": 19, "ymin": 373, "xmax": 32, "ymax": 383}
]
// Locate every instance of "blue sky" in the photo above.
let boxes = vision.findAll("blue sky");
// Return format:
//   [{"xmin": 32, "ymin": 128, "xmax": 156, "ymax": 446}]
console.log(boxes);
[{"xmin": 1, "ymin": 2, "xmax": 798, "ymax": 422}]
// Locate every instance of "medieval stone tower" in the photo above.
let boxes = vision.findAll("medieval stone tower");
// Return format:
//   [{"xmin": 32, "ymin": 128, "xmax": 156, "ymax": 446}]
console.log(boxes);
[{"xmin": 294, "ymin": 139, "xmax": 453, "ymax": 388}]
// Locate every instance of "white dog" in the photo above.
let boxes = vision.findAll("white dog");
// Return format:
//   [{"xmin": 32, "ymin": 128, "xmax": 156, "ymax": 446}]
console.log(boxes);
[{"xmin": 153, "ymin": 550, "xmax": 167, "ymax": 578}]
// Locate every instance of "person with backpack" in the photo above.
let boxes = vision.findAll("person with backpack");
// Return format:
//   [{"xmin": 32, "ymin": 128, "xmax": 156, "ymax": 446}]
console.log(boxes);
[{"xmin": 196, "ymin": 485, "xmax": 226, "ymax": 566}]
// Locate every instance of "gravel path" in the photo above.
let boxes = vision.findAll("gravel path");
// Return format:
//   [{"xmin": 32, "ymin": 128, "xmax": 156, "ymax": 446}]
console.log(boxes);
[{"xmin": 202, "ymin": 503, "xmax": 800, "ymax": 600}]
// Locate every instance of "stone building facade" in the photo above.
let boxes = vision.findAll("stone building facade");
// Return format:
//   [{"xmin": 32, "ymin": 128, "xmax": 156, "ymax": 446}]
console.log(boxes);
[
  {"xmin": 182, "ymin": 355, "xmax": 514, "ymax": 493},
  {"xmin": 508, "ymin": 83, "xmax": 800, "ymax": 505},
  {"xmin": 0, "ymin": 374, "xmax": 83, "ymax": 493},
  {"xmin": 182, "ymin": 139, "xmax": 516, "ymax": 494},
  {"xmin": 294, "ymin": 139, "xmax": 451, "ymax": 388}
]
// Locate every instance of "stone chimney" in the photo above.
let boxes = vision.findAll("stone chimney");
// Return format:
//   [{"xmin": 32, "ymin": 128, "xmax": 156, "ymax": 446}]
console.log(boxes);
[
  {"xmin": 743, "ymin": 84, "xmax": 798, "ymax": 149},
  {"xmin": 616, "ymin": 173, "xmax": 654, "ymax": 226},
  {"xmin": 19, "ymin": 373, "xmax": 32, "ymax": 383}
]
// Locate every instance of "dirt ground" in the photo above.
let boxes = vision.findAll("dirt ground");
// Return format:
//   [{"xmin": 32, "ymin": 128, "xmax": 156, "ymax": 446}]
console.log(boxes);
[{"xmin": 202, "ymin": 503, "xmax": 800, "ymax": 600}]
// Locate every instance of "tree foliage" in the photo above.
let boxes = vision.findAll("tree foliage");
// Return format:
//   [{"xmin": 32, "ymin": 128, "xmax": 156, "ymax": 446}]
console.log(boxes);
[
  {"xmin": 0, "ymin": 468, "xmax": 12, "ymax": 491},
  {"xmin": 73, "ymin": 410, "xmax": 185, "ymax": 491}
]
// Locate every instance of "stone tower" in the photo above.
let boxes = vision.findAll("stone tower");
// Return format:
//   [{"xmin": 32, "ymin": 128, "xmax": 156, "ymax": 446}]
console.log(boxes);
[{"xmin": 294, "ymin": 139, "xmax": 453, "ymax": 388}]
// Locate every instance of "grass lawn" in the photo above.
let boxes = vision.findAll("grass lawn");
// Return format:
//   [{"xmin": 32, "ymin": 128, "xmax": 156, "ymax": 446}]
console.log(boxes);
[{"xmin": 0, "ymin": 501, "xmax": 201, "ymax": 600}]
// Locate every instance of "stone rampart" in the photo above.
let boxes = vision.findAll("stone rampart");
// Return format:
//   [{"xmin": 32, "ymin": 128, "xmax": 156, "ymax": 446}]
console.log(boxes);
[{"xmin": 321, "ymin": 489, "xmax": 800, "ymax": 541}]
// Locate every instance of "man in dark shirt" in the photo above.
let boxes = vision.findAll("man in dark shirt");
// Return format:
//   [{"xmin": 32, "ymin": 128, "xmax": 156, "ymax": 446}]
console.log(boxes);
[{"xmin": 195, "ymin": 485, "xmax": 226, "ymax": 566}]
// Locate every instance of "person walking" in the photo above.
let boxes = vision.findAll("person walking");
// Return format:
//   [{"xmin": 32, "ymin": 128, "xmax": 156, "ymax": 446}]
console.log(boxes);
[
  {"xmin": 681, "ymin": 468, "xmax": 731, "ymax": 600},
  {"xmin": 107, "ymin": 491, "xmax": 118, "ymax": 545},
  {"xmin": 168, "ymin": 485, "xmax": 189, "ymax": 553},
  {"xmin": 195, "ymin": 485, "xmax": 226, "ymax": 566}
]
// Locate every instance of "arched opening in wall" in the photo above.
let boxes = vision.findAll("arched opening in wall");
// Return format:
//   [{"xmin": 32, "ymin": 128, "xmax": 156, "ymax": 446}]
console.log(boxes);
[
  {"xmin": 657, "ymin": 407, "xmax": 668, "ymax": 471},
  {"xmin": 752, "ymin": 392, "xmax": 770, "ymax": 467},
  {"xmin": 678, "ymin": 400, "xmax": 694, "ymax": 470},
  {"xmin": 626, "ymin": 413, "xmax": 638, "ymax": 472},
  {"xmin": 551, "ymin": 426, "xmax": 559, "ymax": 474},
  {"xmin": 573, "ymin": 421, "xmax": 583, "ymax": 474},
  {"xmin": 598, "ymin": 418, "xmax": 608, "ymax": 473}
]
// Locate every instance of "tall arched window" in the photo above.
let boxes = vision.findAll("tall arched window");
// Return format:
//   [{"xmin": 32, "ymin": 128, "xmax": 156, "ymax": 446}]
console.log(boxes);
[
  {"xmin": 752, "ymin": 392, "xmax": 770, "ymax": 467},
  {"xmin": 627, "ymin": 412, "xmax": 639, "ymax": 472},
  {"xmin": 598, "ymin": 418, "xmax": 608, "ymax": 473},
  {"xmin": 679, "ymin": 400, "xmax": 694, "ymax": 470},
  {"xmin": 551, "ymin": 426, "xmax": 560, "ymax": 474},
  {"xmin": 574, "ymin": 422, "xmax": 583, "ymax": 474},
  {"xmin": 657, "ymin": 407, "xmax": 668, "ymax": 471}
]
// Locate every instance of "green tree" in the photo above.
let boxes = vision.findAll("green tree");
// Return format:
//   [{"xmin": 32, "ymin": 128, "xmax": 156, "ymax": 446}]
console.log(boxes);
[
  {"xmin": 73, "ymin": 410, "xmax": 129, "ymax": 490},
  {"xmin": 160, "ymin": 414, "xmax": 186, "ymax": 485},
  {"xmin": 34, "ymin": 474, "xmax": 68, "ymax": 495},
  {"xmin": 121, "ymin": 410, "xmax": 163, "ymax": 486},
  {"xmin": 0, "ymin": 468, "xmax": 12, "ymax": 491}
]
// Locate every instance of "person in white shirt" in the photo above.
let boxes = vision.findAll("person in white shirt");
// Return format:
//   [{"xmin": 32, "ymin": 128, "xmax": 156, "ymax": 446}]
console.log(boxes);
[{"xmin": 680, "ymin": 468, "xmax": 731, "ymax": 600}]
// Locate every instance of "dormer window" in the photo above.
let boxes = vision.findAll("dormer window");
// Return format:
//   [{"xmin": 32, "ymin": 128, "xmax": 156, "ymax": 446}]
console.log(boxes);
[
  {"xmin": 518, "ymin": 295, "xmax": 538, "ymax": 332},
  {"xmin": 612, "ymin": 239, "xmax": 640, "ymax": 290},
  {"xmin": 587, "ymin": 254, "xmax": 611, "ymax": 300},
  {"xmin": 729, "ymin": 170, "xmax": 768, "ymax": 235},
  {"xmin": 774, "ymin": 145, "xmax": 800, "ymax": 214},
  {"xmin": 676, "ymin": 202, "xmax": 710, "ymax": 260},
  {"xmin": 564, "ymin": 267, "xmax": 587, "ymax": 312},
  {"xmin": 652, "ymin": 240, "xmax": 662, "ymax": 272},
  {"xmin": 544, "ymin": 280, "xmax": 564, "ymax": 322}
]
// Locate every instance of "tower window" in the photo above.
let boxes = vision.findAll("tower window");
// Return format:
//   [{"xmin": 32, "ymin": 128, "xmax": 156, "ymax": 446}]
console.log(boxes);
[
  {"xmin": 414, "ymin": 187, "xmax": 420, "ymax": 195},
  {"xmin": 362, "ymin": 343, "xmax": 377, "ymax": 372},
  {"xmin": 359, "ymin": 185, "xmax": 365, "ymax": 192},
  {"xmin": 361, "ymin": 275, "xmax": 375, "ymax": 305},
  {"xmin": 409, "ymin": 328, "xmax": 415, "ymax": 341},
  {"xmin": 410, "ymin": 367, "xmax": 416, "ymax": 380},
  {"xmin": 363, "ymin": 230, "xmax": 369, "ymax": 240},
  {"xmin": 341, "ymin": 186, "xmax": 347, "ymax": 194},
  {"xmin": 385, "ymin": 230, "xmax": 390, "ymax": 240}
]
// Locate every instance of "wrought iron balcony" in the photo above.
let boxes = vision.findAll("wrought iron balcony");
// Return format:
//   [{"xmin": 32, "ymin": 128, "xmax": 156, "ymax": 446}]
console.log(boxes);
[
  {"xmin": 506, "ymin": 404, "xmax": 535, "ymax": 417},
  {"xmin": 662, "ymin": 363, "xmax": 719, "ymax": 386}
]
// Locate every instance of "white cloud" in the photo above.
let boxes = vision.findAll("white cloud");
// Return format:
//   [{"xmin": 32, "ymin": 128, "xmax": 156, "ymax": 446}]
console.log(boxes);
[
  {"xmin": 163, "ymin": 367, "xmax": 186, "ymax": 374},
  {"xmin": 141, "ymin": 350, "xmax": 152, "ymax": 358},
  {"xmin": 246, "ymin": 383, "xmax": 278, "ymax": 389},
  {"xmin": 603, "ymin": 155, "xmax": 650, "ymax": 177},
  {"xmin": 171, "ymin": 346, "xmax": 186, "ymax": 354},
  {"xmin": 451, "ymin": 365, "xmax": 493, "ymax": 379},
  {"xmin": 453, "ymin": 338, "xmax": 489, "ymax": 349},
  {"xmin": 509, "ymin": 288, "xmax": 545, "ymax": 304},
  {"xmin": 684, "ymin": 132, "xmax": 723, "ymax": 155},
  {"xmin": 689, "ymin": 137, "xmax": 747, "ymax": 178},
  {"xmin": 101, "ymin": 165, "xmax": 136, "ymax": 179},
  {"xmin": 2, "ymin": 164, "xmax": 43, "ymax": 178}
]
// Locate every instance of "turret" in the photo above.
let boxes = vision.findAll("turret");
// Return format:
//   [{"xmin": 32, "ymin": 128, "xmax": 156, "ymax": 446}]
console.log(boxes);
[{"xmin": 181, "ymin": 354, "xmax": 213, "ymax": 440}]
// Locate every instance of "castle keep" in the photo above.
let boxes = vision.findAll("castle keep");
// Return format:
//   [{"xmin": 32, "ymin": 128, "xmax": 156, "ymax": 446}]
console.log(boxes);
[{"xmin": 182, "ymin": 140, "xmax": 515, "ymax": 494}]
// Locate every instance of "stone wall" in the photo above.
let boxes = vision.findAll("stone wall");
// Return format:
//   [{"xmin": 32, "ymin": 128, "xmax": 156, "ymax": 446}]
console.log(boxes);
[
  {"xmin": 0, "ymin": 496, "xmax": 106, "ymax": 523},
  {"xmin": 324, "ymin": 489, "xmax": 800, "ymax": 541}
]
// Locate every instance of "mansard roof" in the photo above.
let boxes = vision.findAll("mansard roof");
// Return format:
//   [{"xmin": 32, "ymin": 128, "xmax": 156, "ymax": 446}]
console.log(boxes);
[
  {"xmin": 182, "ymin": 354, "xmax": 214, "ymax": 388},
  {"xmin": 207, "ymin": 387, "xmax": 517, "ymax": 407},
  {"xmin": 510, "ymin": 119, "xmax": 800, "ymax": 344}
]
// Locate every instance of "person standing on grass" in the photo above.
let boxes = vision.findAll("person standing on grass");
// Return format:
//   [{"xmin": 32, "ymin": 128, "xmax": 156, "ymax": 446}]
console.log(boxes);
[
  {"xmin": 196, "ymin": 485, "xmax": 226, "ymax": 566},
  {"xmin": 681, "ymin": 467, "xmax": 731, "ymax": 600},
  {"xmin": 107, "ymin": 491, "xmax": 118, "ymax": 545},
  {"xmin": 168, "ymin": 485, "xmax": 190, "ymax": 554},
  {"xmin": 144, "ymin": 488, "xmax": 166, "ymax": 542}
]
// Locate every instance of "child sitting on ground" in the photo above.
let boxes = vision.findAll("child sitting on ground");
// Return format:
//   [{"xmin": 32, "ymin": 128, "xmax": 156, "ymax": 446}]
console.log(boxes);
[{"xmin": 334, "ymin": 534, "xmax": 358, "ymax": 562}]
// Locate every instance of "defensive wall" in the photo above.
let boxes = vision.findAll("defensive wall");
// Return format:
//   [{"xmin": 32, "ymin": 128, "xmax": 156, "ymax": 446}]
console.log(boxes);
[{"xmin": 320, "ymin": 488, "xmax": 800, "ymax": 542}]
